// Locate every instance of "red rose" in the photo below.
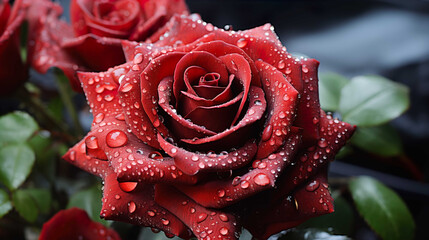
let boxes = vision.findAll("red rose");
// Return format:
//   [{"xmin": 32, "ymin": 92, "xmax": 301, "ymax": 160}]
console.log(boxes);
[
  {"xmin": 27, "ymin": 0, "xmax": 188, "ymax": 91},
  {"xmin": 64, "ymin": 15, "xmax": 355, "ymax": 239},
  {"xmin": 0, "ymin": 0, "xmax": 27, "ymax": 95},
  {"xmin": 39, "ymin": 208, "xmax": 121, "ymax": 240}
]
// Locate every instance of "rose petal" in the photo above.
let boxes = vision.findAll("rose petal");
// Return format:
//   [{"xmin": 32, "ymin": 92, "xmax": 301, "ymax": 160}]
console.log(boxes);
[
  {"xmin": 255, "ymin": 60, "xmax": 299, "ymax": 159},
  {"xmin": 176, "ymin": 131, "xmax": 301, "ymax": 208},
  {"xmin": 121, "ymin": 40, "xmax": 139, "ymax": 62},
  {"xmin": 63, "ymin": 140, "xmax": 110, "ymax": 178},
  {"xmin": 158, "ymin": 77, "xmax": 217, "ymax": 140},
  {"xmin": 173, "ymin": 51, "xmax": 229, "ymax": 104},
  {"xmin": 39, "ymin": 208, "xmax": 121, "ymax": 240},
  {"xmin": 243, "ymin": 169, "xmax": 333, "ymax": 240},
  {"xmin": 184, "ymin": 92, "xmax": 243, "ymax": 132},
  {"xmin": 118, "ymin": 45, "xmax": 166, "ymax": 149},
  {"xmin": 277, "ymin": 111, "xmax": 356, "ymax": 196},
  {"xmin": 293, "ymin": 58, "xmax": 322, "ymax": 146},
  {"xmin": 27, "ymin": 0, "xmax": 88, "ymax": 91},
  {"xmin": 101, "ymin": 172, "xmax": 192, "ymax": 238},
  {"xmin": 155, "ymin": 184, "xmax": 240, "ymax": 240},
  {"xmin": 140, "ymin": 51, "xmax": 186, "ymax": 137},
  {"xmin": 62, "ymin": 33, "xmax": 125, "ymax": 71},
  {"xmin": 181, "ymin": 86, "xmax": 266, "ymax": 152},
  {"xmin": 0, "ymin": 0, "xmax": 27, "ymax": 95},
  {"xmin": 158, "ymin": 134, "xmax": 257, "ymax": 175}
]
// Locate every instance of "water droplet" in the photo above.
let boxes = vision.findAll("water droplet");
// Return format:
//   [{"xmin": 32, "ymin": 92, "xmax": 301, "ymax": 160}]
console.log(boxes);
[
  {"xmin": 285, "ymin": 68, "xmax": 292, "ymax": 74},
  {"xmin": 197, "ymin": 213, "xmax": 208, "ymax": 223},
  {"xmin": 262, "ymin": 125, "xmax": 273, "ymax": 141},
  {"xmin": 220, "ymin": 227, "xmax": 229, "ymax": 236},
  {"xmin": 94, "ymin": 113, "xmax": 104, "ymax": 123},
  {"xmin": 301, "ymin": 64, "xmax": 309, "ymax": 73},
  {"xmin": 318, "ymin": 139, "xmax": 327, "ymax": 148},
  {"xmin": 278, "ymin": 60, "xmax": 285, "ymax": 69},
  {"xmin": 120, "ymin": 83, "xmax": 133, "ymax": 93},
  {"xmin": 133, "ymin": 53, "xmax": 143, "ymax": 64},
  {"xmin": 191, "ymin": 155, "xmax": 199, "ymax": 162},
  {"xmin": 115, "ymin": 194, "xmax": 121, "ymax": 200},
  {"xmin": 219, "ymin": 214, "xmax": 229, "ymax": 222},
  {"xmin": 161, "ymin": 218, "xmax": 170, "ymax": 225},
  {"xmin": 237, "ymin": 38, "xmax": 247, "ymax": 48},
  {"xmin": 128, "ymin": 201, "xmax": 136, "ymax": 213},
  {"xmin": 254, "ymin": 100, "xmax": 262, "ymax": 106},
  {"xmin": 149, "ymin": 151, "xmax": 163, "ymax": 160},
  {"xmin": 170, "ymin": 148, "xmax": 177, "ymax": 154},
  {"xmin": 254, "ymin": 173, "xmax": 270, "ymax": 186},
  {"xmin": 190, "ymin": 207, "xmax": 196, "ymax": 214},
  {"xmin": 104, "ymin": 95, "xmax": 114, "ymax": 102},
  {"xmin": 85, "ymin": 136, "xmax": 99, "ymax": 149},
  {"xmin": 205, "ymin": 23, "xmax": 214, "ymax": 31},
  {"xmin": 69, "ymin": 151, "xmax": 76, "ymax": 161},
  {"xmin": 240, "ymin": 180, "xmax": 250, "ymax": 189},
  {"xmin": 119, "ymin": 182, "xmax": 137, "ymax": 192},
  {"xmin": 115, "ymin": 113, "xmax": 125, "ymax": 121},
  {"xmin": 306, "ymin": 180, "xmax": 320, "ymax": 192},
  {"xmin": 106, "ymin": 130, "xmax": 128, "ymax": 148},
  {"xmin": 217, "ymin": 189, "xmax": 225, "ymax": 197},
  {"xmin": 147, "ymin": 210, "xmax": 155, "ymax": 217}
]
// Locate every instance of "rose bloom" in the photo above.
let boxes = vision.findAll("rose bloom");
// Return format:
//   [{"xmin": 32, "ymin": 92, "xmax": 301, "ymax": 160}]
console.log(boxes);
[
  {"xmin": 27, "ymin": 0, "xmax": 188, "ymax": 91},
  {"xmin": 39, "ymin": 208, "xmax": 121, "ymax": 240},
  {"xmin": 64, "ymin": 15, "xmax": 355, "ymax": 240},
  {"xmin": 0, "ymin": 0, "xmax": 27, "ymax": 95}
]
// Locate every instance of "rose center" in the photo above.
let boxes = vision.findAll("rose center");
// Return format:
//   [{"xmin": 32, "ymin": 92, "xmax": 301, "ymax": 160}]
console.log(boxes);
[
  {"xmin": 198, "ymin": 73, "xmax": 220, "ymax": 87},
  {"xmin": 94, "ymin": 0, "xmax": 134, "ymax": 23}
]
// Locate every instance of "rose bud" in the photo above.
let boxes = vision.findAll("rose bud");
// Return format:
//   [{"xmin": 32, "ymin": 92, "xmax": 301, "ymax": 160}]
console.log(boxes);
[
  {"xmin": 39, "ymin": 208, "xmax": 121, "ymax": 240},
  {"xmin": 63, "ymin": 15, "xmax": 356, "ymax": 240},
  {"xmin": 27, "ymin": 0, "xmax": 188, "ymax": 91},
  {"xmin": 0, "ymin": 0, "xmax": 27, "ymax": 95}
]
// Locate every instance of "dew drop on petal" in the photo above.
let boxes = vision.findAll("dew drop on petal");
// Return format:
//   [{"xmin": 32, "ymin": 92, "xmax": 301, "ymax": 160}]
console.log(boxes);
[
  {"xmin": 254, "ymin": 173, "xmax": 270, "ymax": 186},
  {"xmin": 147, "ymin": 210, "xmax": 155, "ymax": 217},
  {"xmin": 119, "ymin": 182, "xmax": 138, "ymax": 192},
  {"xmin": 220, "ymin": 227, "xmax": 229, "ymax": 236},
  {"xmin": 219, "ymin": 214, "xmax": 229, "ymax": 222},
  {"xmin": 261, "ymin": 125, "xmax": 273, "ymax": 142},
  {"xmin": 120, "ymin": 83, "xmax": 133, "ymax": 93},
  {"xmin": 197, "ymin": 213, "xmax": 208, "ymax": 223},
  {"xmin": 237, "ymin": 38, "xmax": 247, "ymax": 48},
  {"xmin": 128, "ymin": 201, "xmax": 136, "ymax": 213},
  {"xmin": 240, "ymin": 180, "xmax": 250, "ymax": 189},
  {"xmin": 94, "ymin": 113, "xmax": 105, "ymax": 123},
  {"xmin": 85, "ymin": 136, "xmax": 99, "ymax": 149},
  {"xmin": 305, "ymin": 180, "xmax": 320, "ymax": 192},
  {"xmin": 161, "ymin": 218, "xmax": 170, "ymax": 225},
  {"xmin": 106, "ymin": 130, "xmax": 128, "ymax": 148}
]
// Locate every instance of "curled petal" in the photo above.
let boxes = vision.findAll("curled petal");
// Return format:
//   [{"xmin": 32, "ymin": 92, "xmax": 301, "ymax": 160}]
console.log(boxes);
[
  {"xmin": 176, "ymin": 132, "xmax": 301, "ymax": 208},
  {"xmin": 141, "ymin": 51, "xmax": 186, "ymax": 137},
  {"xmin": 156, "ymin": 184, "xmax": 240, "ymax": 240},
  {"xmin": 243, "ymin": 169, "xmax": 333, "ymax": 240},
  {"xmin": 158, "ymin": 134, "xmax": 257, "ymax": 175},
  {"xmin": 62, "ymin": 34, "xmax": 125, "ymax": 71},
  {"xmin": 277, "ymin": 111, "xmax": 356, "ymax": 196},
  {"xmin": 173, "ymin": 51, "xmax": 229, "ymax": 103},
  {"xmin": 39, "ymin": 208, "xmax": 121, "ymax": 240},
  {"xmin": 181, "ymin": 86, "xmax": 266, "ymax": 151},
  {"xmin": 158, "ymin": 77, "xmax": 217, "ymax": 139},
  {"xmin": 101, "ymin": 172, "xmax": 192, "ymax": 238},
  {"xmin": 255, "ymin": 60, "xmax": 299, "ymax": 159}
]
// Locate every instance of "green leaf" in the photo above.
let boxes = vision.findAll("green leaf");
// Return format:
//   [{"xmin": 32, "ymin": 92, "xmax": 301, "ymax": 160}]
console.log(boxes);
[
  {"xmin": 0, "ymin": 189, "xmax": 12, "ymax": 218},
  {"xmin": 0, "ymin": 112, "xmax": 38, "ymax": 145},
  {"xmin": 12, "ymin": 189, "xmax": 39, "ymax": 223},
  {"xmin": 351, "ymin": 125, "xmax": 403, "ymax": 157},
  {"xmin": 24, "ymin": 188, "xmax": 51, "ymax": 214},
  {"xmin": 278, "ymin": 228, "xmax": 351, "ymax": 240},
  {"xmin": 339, "ymin": 76, "xmax": 409, "ymax": 127},
  {"xmin": 318, "ymin": 73, "xmax": 349, "ymax": 111},
  {"xmin": 349, "ymin": 176, "xmax": 415, "ymax": 240},
  {"xmin": 67, "ymin": 184, "xmax": 109, "ymax": 225},
  {"xmin": 299, "ymin": 197, "xmax": 354, "ymax": 235},
  {"xmin": 0, "ymin": 143, "xmax": 35, "ymax": 190}
]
